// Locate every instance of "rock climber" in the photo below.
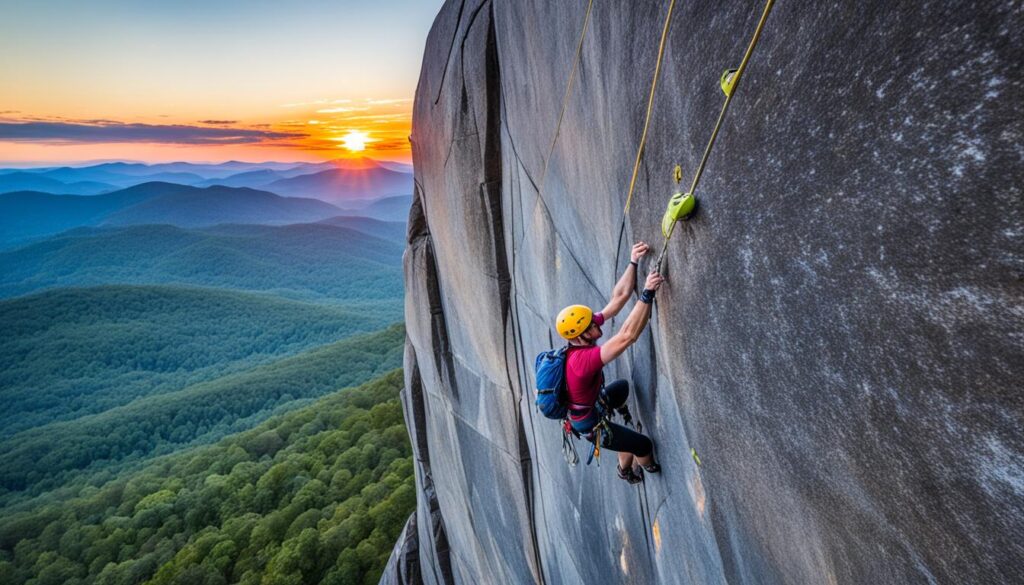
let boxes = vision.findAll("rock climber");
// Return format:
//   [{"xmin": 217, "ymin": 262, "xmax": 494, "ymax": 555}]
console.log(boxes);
[{"xmin": 556, "ymin": 241, "xmax": 664, "ymax": 484}]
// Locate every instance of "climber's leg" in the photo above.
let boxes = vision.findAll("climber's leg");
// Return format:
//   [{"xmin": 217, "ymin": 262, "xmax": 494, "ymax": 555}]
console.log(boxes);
[
  {"xmin": 618, "ymin": 451, "xmax": 634, "ymax": 471},
  {"xmin": 600, "ymin": 422, "xmax": 653, "ymax": 457},
  {"xmin": 602, "ymin": 379, "xmax": 630, "ymax": 409},
  {"xmin": 598, "ymin": 418, "xmax": 663, "ymax": 473},
  {"xmin": 601, "ymin": 379, "xmax": 634, "ymax": 425},
  {"xmin": 635, "ymin": 452, "xmax": 660, "ymax": 473}
]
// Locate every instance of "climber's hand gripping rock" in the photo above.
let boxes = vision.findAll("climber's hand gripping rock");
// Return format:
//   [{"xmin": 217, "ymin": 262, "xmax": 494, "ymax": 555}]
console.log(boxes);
[{"xmin": 630, "ymin": 241, "xmax": 650, "ymax": 263}]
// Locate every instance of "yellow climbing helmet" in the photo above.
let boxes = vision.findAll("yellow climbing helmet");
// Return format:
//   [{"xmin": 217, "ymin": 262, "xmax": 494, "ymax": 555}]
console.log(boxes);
[{"xmin": 556, "ymin": 304, "xmax": 593, "ymax": 340}]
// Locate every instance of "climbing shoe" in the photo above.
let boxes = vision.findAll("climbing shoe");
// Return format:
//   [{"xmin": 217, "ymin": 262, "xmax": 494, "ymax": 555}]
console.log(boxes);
[
  {"xmin": 639, "ymin": 462, "xmax": 661, "ymax": 474},
  {"xmin": 617, "ymin": 464, "xmax": 643, "ymax": 485}
]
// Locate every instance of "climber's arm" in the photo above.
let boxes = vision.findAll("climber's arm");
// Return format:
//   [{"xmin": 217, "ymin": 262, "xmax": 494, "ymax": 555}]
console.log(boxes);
[
  {"xmin": 600, "ymin": 271, "xmax": 664, "ymax": 365},
  {"xmin": 600, "ymin": 242, "xmax": 649, "ymax": 319},
  {"xmin": 601, "ymin": 263, "xmax": 636, "ymax": 319}
]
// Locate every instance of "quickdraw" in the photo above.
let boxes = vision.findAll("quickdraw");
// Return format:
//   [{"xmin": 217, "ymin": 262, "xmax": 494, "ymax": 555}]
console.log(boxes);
[
  {"xmin": 562, "ymin": 419, "xmax": 580, "ymax": 466},
  {"xmin": 585, "ymin": 418, "xmax": 614, "ymax": 466},
  {"xmin": 656, "ymin": 0, "xmax": 776, "ymax": 272}
]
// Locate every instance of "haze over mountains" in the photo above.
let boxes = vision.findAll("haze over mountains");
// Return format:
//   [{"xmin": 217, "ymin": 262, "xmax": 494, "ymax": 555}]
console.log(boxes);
[
  {"xmin": 0, "ymin": 157, "xmax": 410, "ymax": 194},
  {"xmin": 0, "ymin": 157, "xmax": 413, "ymax": 247}
]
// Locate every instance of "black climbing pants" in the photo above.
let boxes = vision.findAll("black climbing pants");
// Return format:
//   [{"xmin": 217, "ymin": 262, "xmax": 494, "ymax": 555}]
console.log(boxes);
[{"xmin": 573, "ymin": 379, "xmax": 654, "ymax": 458}]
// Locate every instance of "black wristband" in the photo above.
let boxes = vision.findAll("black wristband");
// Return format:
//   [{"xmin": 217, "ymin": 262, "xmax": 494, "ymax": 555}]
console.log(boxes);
[
  {"xmin": 629, "ymin": 260, "xmax": 638, "ymax": 269},
  {"xmin": 639, "ymin": 289, "xmax": 655, "ymax": 304}
]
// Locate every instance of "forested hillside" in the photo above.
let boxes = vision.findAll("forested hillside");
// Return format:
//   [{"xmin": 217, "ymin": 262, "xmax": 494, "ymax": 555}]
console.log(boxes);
[
  {"xmin": 0, "ymin": 223, "xmax": 405, "ymax": 301},
  {"xmin": 0, "ymin": 285, "xmax": 398, "ymax": 436},
  {"xmin": 315, "ymin": 216, "xmax": 407, "ymax": 243},
  {"xmin": 0, "ymin": 370, "xmax": 413, "ymax": 585},
  {"xmin": 0, "ymin": 154, "xmax": 417, "ymax": 583},
  {"xmin": 0, "ymin": 324, "xmax": 405, "ymax": 506}
]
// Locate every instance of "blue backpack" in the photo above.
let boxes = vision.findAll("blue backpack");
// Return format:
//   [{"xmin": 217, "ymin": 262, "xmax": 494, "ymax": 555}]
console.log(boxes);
[{"xmin": 535, "ymin": 346, "xmax": 572, "ymax": 419}]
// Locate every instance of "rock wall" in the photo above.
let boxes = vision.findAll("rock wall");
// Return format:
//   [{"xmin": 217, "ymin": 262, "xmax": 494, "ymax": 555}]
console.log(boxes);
[{"xmin": 394, "ymin": 1, "xmax": 1023, "ymax": 583}]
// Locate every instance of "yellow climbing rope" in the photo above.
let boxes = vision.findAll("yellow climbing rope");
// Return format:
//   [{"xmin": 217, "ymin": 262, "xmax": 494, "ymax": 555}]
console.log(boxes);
[
  {"xmin": 612, "ymin": 0, "xmax": 678, "ymax": 282},
  {"xmin": 656, "ymin": 0, "xmax": 776, "ymax": 272},
  {"xmin": 539, "ymin": 0, "xmax": 595, "ymax": 193},
  {"xmin": 622, "ymin": 0, "xmax": 678, "ymax": 215}
]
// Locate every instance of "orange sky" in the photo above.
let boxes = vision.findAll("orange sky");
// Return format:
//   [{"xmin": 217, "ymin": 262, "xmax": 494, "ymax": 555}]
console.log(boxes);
[
  {"xmin": 0, "ymin": 2, "xmax": 441, "ymax": 165},
  {"xmin": 0, "ymin": 99, "xmax": 414, "ymax": 165}
]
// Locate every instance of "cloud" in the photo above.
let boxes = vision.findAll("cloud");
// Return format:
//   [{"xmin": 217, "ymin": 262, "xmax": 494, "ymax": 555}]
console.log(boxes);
[
  {"xmin": 338, "ymin": 113, "xmax": 409, "ymax": 121},
  {"xmin": 198, "ymin": 119, "xmax": 238, "ymax": 125},
  {"xmin": 0, "ymin": 121, "xmax": 304, "ymax": 145},
  {"xmin": 365, "ymin": 98, "xmax": 413, "ymax": 105},
  {"xmin": 315, "ymin": 106, "xmax": 367, "ymax": 114}
]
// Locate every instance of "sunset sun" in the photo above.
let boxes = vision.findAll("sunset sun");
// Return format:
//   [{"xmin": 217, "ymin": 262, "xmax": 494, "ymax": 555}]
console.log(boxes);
[{"xmin": 339, "ymin": 130, "xmax": 370, "ymax": 152}]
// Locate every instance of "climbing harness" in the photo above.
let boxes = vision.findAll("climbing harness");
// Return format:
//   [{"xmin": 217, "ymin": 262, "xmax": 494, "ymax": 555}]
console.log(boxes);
[
  {"xmin": 562, "ymin": 390, "xmax": 645, "ymax": 468},
  {"xmin": 655, "ymin": 0, "xmax": 776, "ymax": 272}
]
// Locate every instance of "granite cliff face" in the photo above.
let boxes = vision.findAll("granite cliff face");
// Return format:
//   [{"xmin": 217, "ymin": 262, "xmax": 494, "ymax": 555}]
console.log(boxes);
[{"xmin": 384, "ymin": 1, "xmax": 1023, "ymax": 583}]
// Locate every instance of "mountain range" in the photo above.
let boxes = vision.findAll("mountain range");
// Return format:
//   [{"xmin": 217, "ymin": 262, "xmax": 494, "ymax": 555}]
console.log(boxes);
[
  {"xmin": 0, "ymin": 182, "xmax": 343, "ymax": 246},
  {"xmin": 0, "ymin": 158, "xmax": 413, "ymax": 203},
  {"xmin": 261, "ymin": 166, "xmax": 413, "ymax": 203},
  {"xmin": 0, "ymin": 171, "xmax": 115, "ymax": 195}
]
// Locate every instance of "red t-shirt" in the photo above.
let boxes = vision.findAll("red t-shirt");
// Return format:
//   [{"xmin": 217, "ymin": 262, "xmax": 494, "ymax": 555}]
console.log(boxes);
[{"xmin": 565, "ymin": 312, "xmax": 605, "ymax": 421}]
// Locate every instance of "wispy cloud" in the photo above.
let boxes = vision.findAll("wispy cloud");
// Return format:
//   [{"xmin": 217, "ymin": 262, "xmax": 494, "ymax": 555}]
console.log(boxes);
[
  {"xmin": 315, "ymin": 107, "xmax": 365, "ymax": 114},
  {"xmin": 365, "ymin": 98, "xmax": 413, "ymax": 105},
  {"xmin": 0, "ymin": 121, "xmax": 304, "ymax": 145},
  {"xmin": 198, "ymin": 119, "xmax": 238, "ymax": 125},
  {"xmin": 339, "ymin": 113, "xmax": 409, "ymax": 122}
]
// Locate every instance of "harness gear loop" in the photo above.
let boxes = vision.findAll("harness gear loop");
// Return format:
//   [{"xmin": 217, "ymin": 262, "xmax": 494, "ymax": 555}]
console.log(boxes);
[
  {"xmin": 584, "ymin": 417, "xmax": 613, "ymax": 466},
  {"xmin": 562, "ymin": 421, "xmax": 580, "ymax": 466},
  {"xmin": 656, "ymin": 0, "xmax": 776, "ymax": 273}
]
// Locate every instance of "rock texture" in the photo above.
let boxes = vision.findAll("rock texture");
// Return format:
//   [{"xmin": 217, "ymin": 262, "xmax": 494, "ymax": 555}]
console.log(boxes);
[{"xmin": 391, "ymin": 1, "xmax": 1024, "ymax": 583}]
